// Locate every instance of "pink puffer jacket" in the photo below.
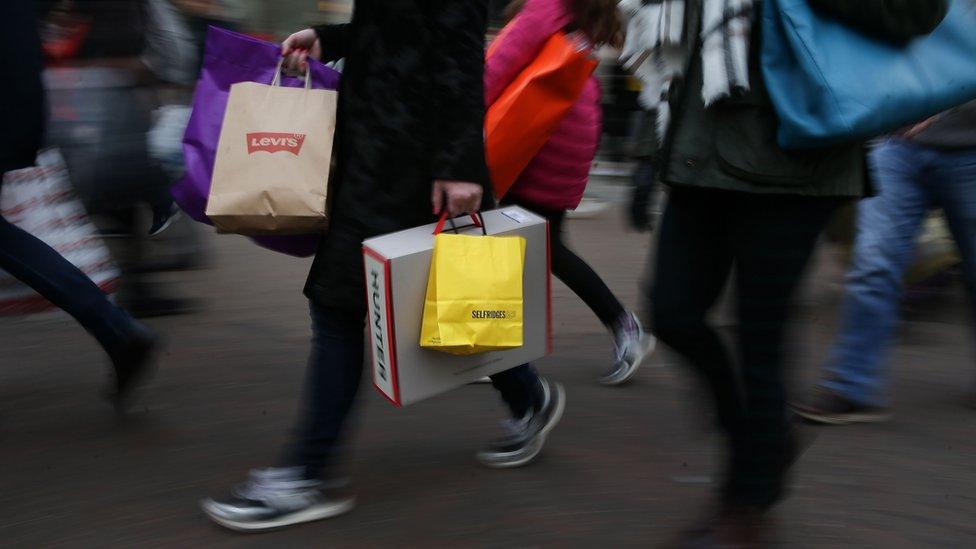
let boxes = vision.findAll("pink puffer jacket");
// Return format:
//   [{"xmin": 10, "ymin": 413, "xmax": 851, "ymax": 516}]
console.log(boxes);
[{"xmin": 485, "ymin": 0, "xmax": 601, "ymax": 212}]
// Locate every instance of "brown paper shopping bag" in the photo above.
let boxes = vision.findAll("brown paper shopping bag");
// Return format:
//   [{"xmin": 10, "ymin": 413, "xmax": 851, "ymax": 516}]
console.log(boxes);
[{"xmin": 206, "ymin": 62, "xmax": 337, "ymax": 235}]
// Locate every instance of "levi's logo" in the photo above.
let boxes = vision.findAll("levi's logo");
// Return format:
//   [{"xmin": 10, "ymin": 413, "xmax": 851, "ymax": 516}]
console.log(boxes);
[{"xmin": 246, "ymin": 132, "xmax": 306, "ymax": 155}]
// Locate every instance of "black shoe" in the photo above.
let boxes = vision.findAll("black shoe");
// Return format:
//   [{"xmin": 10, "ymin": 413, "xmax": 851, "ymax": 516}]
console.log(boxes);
[
  {"xmin": 108, "ymin": 323, "xmax": 159, "ymax": 411},
  {"xmin": 668, "ymin": 506, "xmax": 765, "ymax": 549},
  {"xmin": 791, "ymin": 387, "xmax": 891, "ymax": 425},
  {"xmin": 477, "ymin": 378, "xmax": 565, "ymax": 468},
  {"xmin": 202, "ymin": 468, "xmax": 355, "ymax": 533},
  {"xmin": 149, "ymin": 203, "xmax": 181, "ymax": 237}
]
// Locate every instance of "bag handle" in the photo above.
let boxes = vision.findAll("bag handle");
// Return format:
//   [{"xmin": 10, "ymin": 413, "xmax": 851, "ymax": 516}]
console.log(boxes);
[
  {"xmin": 433, "ymin": 210, "xmax": 487, "ymax": 236},
  {"xmin": 270, "ymin": 58, "xmax": 312, "ymax": 90}
]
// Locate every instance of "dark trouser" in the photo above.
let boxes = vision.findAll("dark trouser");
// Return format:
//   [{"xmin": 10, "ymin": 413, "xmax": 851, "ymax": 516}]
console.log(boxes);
[
  {"xmin": 650, "ymin": 187, "xmax": 842, "ymax": 508},
  {"xmin": 287, "ymin": 301, "xmax": 543, "ymax": 480},
  {"xmin": 510, "ymin": 204, "xmax": 626, "ymax": 327},
  {"xmin": 0, "ymin": 214, "xmax": 132, "ymax": 350}
]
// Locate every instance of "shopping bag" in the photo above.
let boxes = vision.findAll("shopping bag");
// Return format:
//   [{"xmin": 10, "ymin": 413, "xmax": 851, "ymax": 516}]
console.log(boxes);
[
  {"xmin": 420, "ymin": 213, "xmax": 526, "ymax": 355},
  {"xmin": 364, "ymin": 207, "xmax": 550, "ymax": 406},
  {"xmin": 485, "ymin": 31, "xmax": 597, "ymax": 199},
  {"xmin": 0, "ymin": 150, "xmax": 119, "ymax": 315},
  {"xmin": 206, "ymin": 61, "xmax": 338, "ymax": 235},
  {"xmin": 173, "ymin": 27, "xmax": 340, "ymax": 255},
  {"xmin": 762, "ymin": 0, "xmax": 976, "ymax": 149}
]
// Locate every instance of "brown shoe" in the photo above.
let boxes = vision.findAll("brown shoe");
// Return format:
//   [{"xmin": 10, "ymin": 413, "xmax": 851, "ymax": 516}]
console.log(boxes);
[
  {"xmin": 791, "ymin": 387, "xmax": 891, "ymax": 425},
  {"xmin": 667, "ymin": 507, "xmax": 765, "ymax": 549}
]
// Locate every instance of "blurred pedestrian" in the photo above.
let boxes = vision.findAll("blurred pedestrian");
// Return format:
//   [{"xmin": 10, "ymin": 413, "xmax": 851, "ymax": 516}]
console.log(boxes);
[
  {"xmin": 1, "ymin": 0, "xmax": 158, "ymax": 410},
  {"xmin": 40, "ymin": 0, "xmax": 195, "ymax": 317},
  {"xmin": 488, "ymin": 0, "xmax": 654, "ymax": 386},
  {"xmin": 620, "ymin": 0, "xmax": 947, "ymax": 545},
  {"xmin": 628, "ymin": 107, "xmax": 659, "ymax": 232},
  {"xmin": 794, "ymin": 101, "xmax": 976, "ymax": 425},
  {"xmin": 202, "ymin": 0, "xmax": 564, "ymax": 533}
]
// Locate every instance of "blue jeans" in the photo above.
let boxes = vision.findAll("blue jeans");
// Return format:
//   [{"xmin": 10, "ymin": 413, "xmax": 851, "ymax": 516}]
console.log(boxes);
[
  {"xmin": 0, "ymin": 213, "xmax": 132, "ymax": 350},
  {"xmin": 287, "ymin": 302, "xmax": 543, "ymax": 480},
  {"xmin": 822, "ymin": 139, "xmax": 976, "ymax": 406}
]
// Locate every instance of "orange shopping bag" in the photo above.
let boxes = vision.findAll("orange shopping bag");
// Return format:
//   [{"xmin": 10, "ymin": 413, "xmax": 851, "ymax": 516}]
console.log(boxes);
[{"xmin": 485, "ymin": 31, "xmax": 598, "ymax": 200}]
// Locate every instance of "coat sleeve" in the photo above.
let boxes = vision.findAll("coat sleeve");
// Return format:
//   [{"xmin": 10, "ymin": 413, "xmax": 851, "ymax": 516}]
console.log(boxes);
[
  {"xmin": 484, "ymin": 0, "xmax": 573, "ymax": 106},
  {"xmin": 808, "ymin": 0, "xmax": 948, "ymax": 43},
  {"xmin": 427, "ymin": 0, "xmax": 492, "ymax": 187},
  {"xmin": 313, "ymin": 24, "xmax": 352, "ymax": 63}
]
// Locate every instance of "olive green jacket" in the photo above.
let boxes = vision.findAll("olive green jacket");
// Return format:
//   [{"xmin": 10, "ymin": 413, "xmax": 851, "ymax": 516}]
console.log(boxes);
[{"xmin": 658, "ymin": 0, "xmax": 948, "ymax": 197}]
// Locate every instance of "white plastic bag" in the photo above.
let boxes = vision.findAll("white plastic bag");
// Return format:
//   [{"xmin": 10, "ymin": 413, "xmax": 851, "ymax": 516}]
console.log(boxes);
[{"xmin": 0, "ymin": 150, "xmax": 120, "ymax": 315}]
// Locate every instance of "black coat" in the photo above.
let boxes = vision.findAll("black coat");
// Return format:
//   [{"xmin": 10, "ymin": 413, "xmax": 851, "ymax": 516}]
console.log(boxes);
[
  {"xmin": 305, "ymin": 0, "xmax": 492, "ymax": 314},
  {"xmin": 0, "ymin": 0, "xmax": 45, "ymax": 175}
]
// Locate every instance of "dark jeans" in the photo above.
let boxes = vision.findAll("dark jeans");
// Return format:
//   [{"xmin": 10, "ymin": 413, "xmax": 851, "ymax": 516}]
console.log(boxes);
[
  {"xmin": 650, "ymin": 187, "xmax": 842, "ymax": 508},
  {"xmin": 509, "ymin": 204, "xmax": 626, "ymax": 327},
  {"xmin": 0, "ymin": 214, "xmax": 132, "ymax": 350},
  {"xmin": 287, "ymin": 301, "xmax": 543, "ymax": 480}
]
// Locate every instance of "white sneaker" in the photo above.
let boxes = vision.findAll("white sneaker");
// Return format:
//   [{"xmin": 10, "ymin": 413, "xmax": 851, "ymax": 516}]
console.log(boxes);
[
  {"xmin": 598, "ymin": 312, "xmax": 655, "ymax": 386},
  {"xmin": 201, "ymin": 467, "xmax": 355, "ymax": 533}
]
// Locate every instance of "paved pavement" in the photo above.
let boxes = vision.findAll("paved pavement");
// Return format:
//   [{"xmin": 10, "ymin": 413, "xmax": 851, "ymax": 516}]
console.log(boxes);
[{"xmin": 2, "ymin": 208, "xmax": 974, "ymax": 547}]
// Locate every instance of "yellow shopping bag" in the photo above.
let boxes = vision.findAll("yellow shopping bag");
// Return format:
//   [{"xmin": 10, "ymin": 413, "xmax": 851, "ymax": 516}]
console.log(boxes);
[{"xmin": 420, "ymin": 213, "xmax": 526, "ymax": 356}]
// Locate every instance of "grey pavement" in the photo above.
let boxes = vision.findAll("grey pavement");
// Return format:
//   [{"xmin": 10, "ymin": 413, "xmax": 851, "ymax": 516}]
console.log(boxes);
[{"xmin": 1, "ymin": 208, "xmax": 974, "ymax": 547}]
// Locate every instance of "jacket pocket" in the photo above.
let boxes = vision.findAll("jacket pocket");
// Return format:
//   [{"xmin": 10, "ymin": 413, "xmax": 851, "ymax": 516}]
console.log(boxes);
[{"xmin": 714, "ymin": 103, "xmax": 832, "ymax": 186}]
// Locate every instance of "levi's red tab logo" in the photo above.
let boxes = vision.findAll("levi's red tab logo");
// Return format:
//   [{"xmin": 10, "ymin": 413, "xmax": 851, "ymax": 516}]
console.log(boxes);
[{"xmin": 246, "ymin": 132, "xmax": 306, "ymax": 155}]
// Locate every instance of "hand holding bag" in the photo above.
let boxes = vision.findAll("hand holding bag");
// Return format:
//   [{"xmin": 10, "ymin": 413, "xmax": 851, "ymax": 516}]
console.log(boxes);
[
  {"xmin": 206, "ymin": 60, "xmax": 338, "ymax": 235},
  {"xmin": 420, "ymin": 212, "xmax": 526, "ymax": 356},
  {"xmin": 173, "ymin": 27, "xmax": 340, "ymax": 255}
]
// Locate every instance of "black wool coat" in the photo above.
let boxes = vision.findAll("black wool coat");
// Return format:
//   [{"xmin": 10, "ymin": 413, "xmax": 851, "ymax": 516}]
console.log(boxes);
[{"xmin": 305, "ymin": 0, "xmax": 493, "ymax": 314}]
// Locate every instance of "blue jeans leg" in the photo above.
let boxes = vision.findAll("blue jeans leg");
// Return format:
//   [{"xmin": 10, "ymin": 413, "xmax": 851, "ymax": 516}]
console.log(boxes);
[
  {"xmin": 821, "ymin": 140, "xmax": 933, "ymax": 405},
  {"xmin": 926, "ymin": 147, "xmax": 976, "ymax": 324},
  {"xmin": 0, "ymin": 214, "xmax": 133, "ymax": 350}
]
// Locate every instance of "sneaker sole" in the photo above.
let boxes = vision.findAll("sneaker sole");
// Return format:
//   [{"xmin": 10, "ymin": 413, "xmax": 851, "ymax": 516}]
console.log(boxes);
[
  {"xmin": 792, "ymin": 407, "xmax": 892, "ymax": 426},
  {"xmin": 149, "ymin": 209, "xmax": 182, "ymax": 237},
  {"xmin": 599, "ymin": 335, "xmax": 656, "ymax": 387},
  {"xmin": 201, "ymin": 497, "xmax": 356, "ymax": 533},
  {"xmin": 478, "ymin": 382, "xmax": 566, "ymax": 469}
]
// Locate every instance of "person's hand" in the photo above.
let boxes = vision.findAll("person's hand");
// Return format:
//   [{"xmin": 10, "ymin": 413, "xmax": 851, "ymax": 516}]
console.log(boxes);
[
  {"xmin": 432, "ymin": 180, "xmax": 483, "ymax": 217},
  {"xmin": 281, "ymin": 29, "xmax": 322, "ymax": 73}
]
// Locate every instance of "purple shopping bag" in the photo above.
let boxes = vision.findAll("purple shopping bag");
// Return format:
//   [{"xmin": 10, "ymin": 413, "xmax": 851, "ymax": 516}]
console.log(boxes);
[{"xmin": 173, "ymin": 27, "xmax": 341, "ymax": 257}]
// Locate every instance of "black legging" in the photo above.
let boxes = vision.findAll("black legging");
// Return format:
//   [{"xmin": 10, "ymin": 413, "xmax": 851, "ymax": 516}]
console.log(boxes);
[
  {"xmin": 508, "ymin": 202, "xmax": 625, "ymax": 327},
  {"xmin": 650, "ymin": 187, "xmax": 842, "ymax": 508}
]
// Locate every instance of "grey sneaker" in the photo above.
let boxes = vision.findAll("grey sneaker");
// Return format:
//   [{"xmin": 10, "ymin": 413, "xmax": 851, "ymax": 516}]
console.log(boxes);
[
  {"xmin": 201, "ymin": 467, "xmax": 355, "ymax": 533},
  {"xmin": 477, "ymin": 378, "xmax": 565, "ymax": 469},
  {"xmin": 599, "ymin": 312, "xmax": 655, "ymax": 386},
  {"xmin": 791, "ymin": 387, "xmax": 892, "ymax": 425}
]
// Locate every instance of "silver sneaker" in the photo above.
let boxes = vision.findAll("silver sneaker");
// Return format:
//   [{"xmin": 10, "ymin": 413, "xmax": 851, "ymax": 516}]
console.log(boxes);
[
  {"xmin": 201, "ymin": 467, "xmax": 355, "ymax": 533},
  {"xmin": 598, "ymin": 312, "xmax": 655, "ymax": 386},
  {"xmin": 477, "ymin": 379, "xmax": 566, "ymax": 468}
]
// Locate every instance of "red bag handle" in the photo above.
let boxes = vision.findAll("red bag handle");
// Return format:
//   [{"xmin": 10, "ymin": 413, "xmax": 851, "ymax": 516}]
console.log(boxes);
[{"xmin": 433, "ymin": 210, "xmax": 486, "ymax": 235}]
